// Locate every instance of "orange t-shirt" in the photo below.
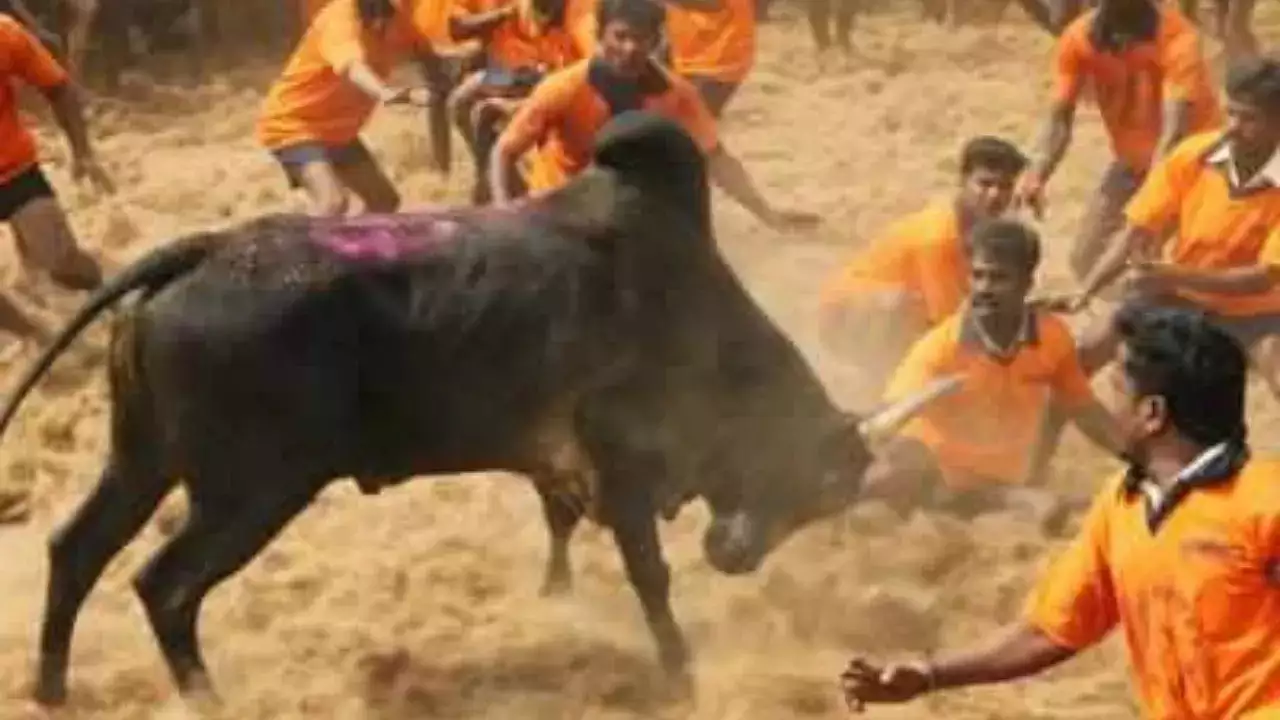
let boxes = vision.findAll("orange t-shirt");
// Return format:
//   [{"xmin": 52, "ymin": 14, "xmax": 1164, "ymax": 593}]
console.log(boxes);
[
  {"xmin": 883, "ymin": 310, "xmax": 1097, "ymax": 488},
  {"xmin": 1124, "ymin": 130, "xmax": 1280, "ymax": 317},
  {"xmin": 450, "ymin": 0, "xmax": 581, "ymax": 70},
  {"xmin": 819, "ymin": 201, "xmax": 968, "ymax": 327},
  {"xmin": 1025, "ymin": 458, "xmax": 1280, "ymax": 719},
  {"xmin": 256, "ymin": 0, "xmax": 425, "ymax": 150},
  {"xmin": 496, "ymin": 58, "xmax": 720, "ymax": 193},
  {"xmin": 413, "ymin": 0, "xmax": 478, "ymax": 51},
  {"xmin": 1053, "ymin": 6, "xmax": 1221, "ymax": 174},
  {"xmin": 564, "ymin": 0, "xmax": 598, "ymax": 58},
  {"xmin": 0, "ymin": 14, "xmax": 68, "ymax": 184},
  {"xmin": 665, "ymin": 0, "xmax": 756, "ymax": 84}
]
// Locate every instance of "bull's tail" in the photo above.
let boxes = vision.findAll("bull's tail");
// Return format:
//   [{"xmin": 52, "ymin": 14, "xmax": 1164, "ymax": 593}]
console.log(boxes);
[{"xmin": 0, "ymin": 233, "xmax": 217, "ymax": 442}]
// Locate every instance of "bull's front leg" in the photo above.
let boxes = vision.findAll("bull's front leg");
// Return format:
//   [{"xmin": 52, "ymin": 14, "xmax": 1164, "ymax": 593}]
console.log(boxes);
[{"xmin": 602, "ymin": 481, "xmax": 690, "ymax": 682}]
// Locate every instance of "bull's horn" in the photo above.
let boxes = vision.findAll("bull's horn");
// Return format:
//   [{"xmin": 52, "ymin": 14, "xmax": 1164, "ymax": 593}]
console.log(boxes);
[{"xmin": 855, "ymin": 373, "xmax": 966, "ymax": 442}]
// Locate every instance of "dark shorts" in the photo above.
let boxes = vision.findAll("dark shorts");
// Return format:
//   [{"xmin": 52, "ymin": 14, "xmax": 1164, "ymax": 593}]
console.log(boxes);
[
  {"xmin": 478, "ymin": 65, "xmax": 544, "ymax": 95},
  {"xmin": 687, "ymin": 75, "xmax": 741, "ymax": 117},
  {"xmin": 269, "ymin": 138, "xmax": 375, "ymax": 189},
  {"xmin": 1129, "ymin": 294, "xmax": 1280, "ymax": 350},
  {"xmin": 0, "ymin": 164, "xmax": 55, "ymax": 222}
]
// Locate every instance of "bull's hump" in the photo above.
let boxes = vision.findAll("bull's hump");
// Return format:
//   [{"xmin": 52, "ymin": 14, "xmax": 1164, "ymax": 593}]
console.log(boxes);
[{"xmin": 309, "ymin": 203, "xmax": 533, "ymax": 265}]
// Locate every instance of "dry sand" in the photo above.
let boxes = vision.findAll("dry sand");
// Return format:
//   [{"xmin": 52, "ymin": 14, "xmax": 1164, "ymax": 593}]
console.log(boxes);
[{"xmin": 0, "ymin": 4, "xmax": 1277, "ymax": 719}]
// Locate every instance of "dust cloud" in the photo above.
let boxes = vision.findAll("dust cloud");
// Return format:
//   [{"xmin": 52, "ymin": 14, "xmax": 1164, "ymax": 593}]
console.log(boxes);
[{"xmin": 0, "ymin": 3, "xmax": 1276, "ymax": 719}]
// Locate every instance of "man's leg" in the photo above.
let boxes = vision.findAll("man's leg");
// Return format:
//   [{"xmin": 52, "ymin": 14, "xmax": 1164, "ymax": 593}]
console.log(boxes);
[
  {"xmin": 330, "ymin": 140, "xmax": 401, "ymax": 214},
  {"xmin": 6, "ymin": 166, "xmax": 103, "ymax": 292},
  {"xmin": 469, "ymin": 97, "xmax": 524, "ymax": 204},
  {"xmin": 1222, "ymin": 0, "xmax": 1259, "ymax": 63},
  {"xmin": 807, "ymin": 0, "xmax": 832, "ymax": 53},
  {"xmin": 1070, "ymin": 161, "xmax": 1141, "ymax": 284},
  {"xmin": 687, "ymin": 76, "xmax": 741, "ymax": 118},
  {"xmin": 418, "ymin": 47, "xmax": 464, "ymax": 175},
  {"xmin": 274, "ymin": 144, "xmax": 350, "ymax": 216}
]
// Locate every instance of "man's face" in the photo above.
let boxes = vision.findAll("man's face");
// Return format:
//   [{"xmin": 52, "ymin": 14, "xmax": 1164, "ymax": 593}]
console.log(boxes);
[
  {"xmin": 968, "ymin": 250, "xmax": 1030, "ymax": 321},
  {"xmin": 598, "ymin": 19, "xmax": 657, "ymax": 79},
  {"xmin": 1225, "ymin": 98, "xmax": 1280, "ymax": 162},
  {"xmin": 959, "ymin": 166, "xmax": 1017, "ymax": 220}
]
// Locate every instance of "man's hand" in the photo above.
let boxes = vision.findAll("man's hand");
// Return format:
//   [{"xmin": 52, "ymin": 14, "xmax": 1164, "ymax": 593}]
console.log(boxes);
[
  {"xmin": 841, "ymin": 657, "xmax": 934, "ymax": 712},
  {"xmin": 765, "ymin": 207, "xmax": 822, "ymax": 231},
  {"xmin": 1030, "ymin": 291, "xmax": 1089, "ymax": 314},
  {"xmin": 72, "ymin": 153, "xmax": 114, "ymax": 194},
  {"xmin": 1126, "ymin": 260, "xmax": 1181, "ymax": 297},
  {"xmin": 382, "ymin": 86, "xmax": 434, "ymax": 107},
  {"xmin": 1013, "ymin": 170, "xmax": 1047, "ymax": 220}
]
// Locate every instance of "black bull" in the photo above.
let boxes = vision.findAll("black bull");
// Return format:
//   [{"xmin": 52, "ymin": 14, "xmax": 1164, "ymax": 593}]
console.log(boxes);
[{"xmin": 0, "ymin": 112, "xmax": 955, "ymax": 706}]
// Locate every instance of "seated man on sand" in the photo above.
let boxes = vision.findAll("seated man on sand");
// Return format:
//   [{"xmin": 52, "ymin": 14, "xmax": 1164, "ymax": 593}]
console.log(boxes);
[
  {"xmin": 818, "ymin": 136, "xmax": 1028, "ymax": 386},
  {"xmin": 487, "ymin": 0, "xmax": 818, "ymax": 231},
  {"xmin": 856, "ymin": 219, "xmax": 1126, "ymax": 518}
]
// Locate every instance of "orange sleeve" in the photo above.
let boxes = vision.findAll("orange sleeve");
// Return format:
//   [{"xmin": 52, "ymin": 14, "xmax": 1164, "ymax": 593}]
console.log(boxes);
[
  {"xmin": 494, "ymin": 70, "xmax": 576, "ymax": 158},
  {"xmin": 673, "ymin": 81, "xmax": 720, "ymax": 155},
  {"xmin": 1023, "ymin": 484, "xmax": 1121, "ymax": 649},
  {"xmin": 1046, "ymin": 319, "xmax": 1096, "ymax": 409},
  {"xmin": 316, "ymin": 3, "xmax": 368, "ymax": 72},
  {"xmin": 0, "ymin": 16, "xmax": 68, "ymax": 88},
  {"xmin": 1050, "ymin": 31, "xmax": 1086, "ymax": 106},
  {"xmin": 1122, "ymin": 135, "xmax": 1202, "ymax": 235},
  {"xmin": 1158, "ymin": 24, "xmax": 1207, "ymax": 102}
]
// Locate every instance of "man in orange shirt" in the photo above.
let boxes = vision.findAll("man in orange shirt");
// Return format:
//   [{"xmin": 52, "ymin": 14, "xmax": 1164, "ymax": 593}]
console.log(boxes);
[
  {"xmin": 447, "ymin": 0, "xmax": 582, "ymax": 203},
  {"xmin": 0, "ymin": 14, "xmax": 111, "ymax": 340},
  {"xmin": 1057, "ymin": 57, "xmax": 1280, "ymax": 400},
  {"xmin": 842, "ymin": 304, "xmax": 1280, "ymax": 720},
  {"xmin": 488, "ymin": 0, "xmax": 817, "ymax": 230},
  {"xmin": 257, "ymin": 0, "xmax": 440, "ymax": 217},
  {"xmin": 1016, "ymin": 0, "xmax": 1221, "ymax": 283},
  {"xmin": 818, "ymin": 136, "xmax": 1028, "ymax": 386},
  {"xmin": 664, "ymin": 0, "xmax": 754, "ymax": 116},
  {"xmin": 854, "ymin": 219, "xmax": 1124, "ymax": 515}
]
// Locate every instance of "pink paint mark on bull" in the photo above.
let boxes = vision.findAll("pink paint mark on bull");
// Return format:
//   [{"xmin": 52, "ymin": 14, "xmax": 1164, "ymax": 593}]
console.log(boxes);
[{"xmin": 312, "ymin": 212, "xmax": 466, "ymax": 262}]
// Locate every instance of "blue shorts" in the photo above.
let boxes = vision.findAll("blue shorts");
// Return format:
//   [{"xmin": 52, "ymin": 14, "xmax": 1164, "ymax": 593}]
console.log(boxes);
[
  {"xmin": 269, "ymin": 138, "xmax": 375, "ymax": 188},
  {"xmin": 478, "ymin": 65, "xmax": 543, "ymax": 95}
]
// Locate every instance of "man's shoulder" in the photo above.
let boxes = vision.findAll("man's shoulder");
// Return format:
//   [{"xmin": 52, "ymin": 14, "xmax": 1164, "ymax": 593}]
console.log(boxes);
[{"xmin": 885, "ymin": 201, "xmax": 960, "ymax": 249}]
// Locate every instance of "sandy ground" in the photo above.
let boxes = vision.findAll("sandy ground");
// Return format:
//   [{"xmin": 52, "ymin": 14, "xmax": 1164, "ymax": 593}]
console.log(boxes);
[{"xmin": 0, "ymin": 4, "xmax": 1277, "ymax": 719}]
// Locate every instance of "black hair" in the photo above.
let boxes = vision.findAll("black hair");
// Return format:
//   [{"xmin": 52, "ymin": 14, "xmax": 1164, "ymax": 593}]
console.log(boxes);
[
  {"xmin": 1114, "ymin": 304, "xmax": 1247, "ymax": 446},
  {"xmin": 959, "ymin": 136, "xmax": 1028, "ymax": 178},
  {"xmin": 967, "ymin": 218, "xmax": 1041, "ymax": 274},
  {"xmin": 596, "ymin": 0, "xmax": 665, "ymax": 39},
  {"xmin": 1225, "ymin": 55, "xmax": 1280, "ymax": 117},
  {"xmin": 1090, "ymin": 0, "xmax": 1157, "ymax": 52},
  {"xmin": 357, "ymin": 0, "xmax": 397, "ymax": 25}
]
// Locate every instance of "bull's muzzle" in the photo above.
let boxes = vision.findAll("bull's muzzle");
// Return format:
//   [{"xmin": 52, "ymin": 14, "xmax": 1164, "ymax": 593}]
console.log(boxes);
[{"xmin": 702, "ymin": 511, "xmax": 766, "ymax": 575}]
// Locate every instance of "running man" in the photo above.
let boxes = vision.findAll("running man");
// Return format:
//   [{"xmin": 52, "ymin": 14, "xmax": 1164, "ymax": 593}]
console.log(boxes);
[
  {"xmin": 0, "ymin": 13, "xmax": 111, "ymax": 339},
  {"xmin": 256, "ymin": 0, "xmax": 440, "ymax": 216},
  {"xmin": 488, "ymin": 0, "xmax": 818, "ymax": 230},
  {"xmin": 448, "ymin": 0, "xmax": 582, "ymax": 203},
  {"xmin": 1058, "ymin": 57, "xmax": 1280, "ymax": 399},
  {"xmin": 842, "ymin": 305, "xmax": 1280, "ymax": 720},
  {"xmin": 818, "ymin": 136, "xmax": 1028, "ymax": 385},
  {"xmin": 854, "ymin": 219, "xmax": 1124, "ymax": 517},
  {"xmin": 664, "ymin": 0, "xmax": 755, "ymax": 116},
  {"xmin": 1016, "ymin": 0, "xmax": 1221, "ymax": 283}
]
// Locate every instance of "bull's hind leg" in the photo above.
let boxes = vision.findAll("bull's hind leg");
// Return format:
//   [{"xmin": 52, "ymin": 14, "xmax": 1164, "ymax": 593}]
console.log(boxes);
[
  {"xmin": 36, "ymin": 458, "xmax": 174, "ymax": 706},
  {"xmin": 537, "ymin": 488, "xmax": 585, "ymax": 597},
  {"xmin": 133, "ymin": 484, "xmax": 317, "ymax": 698}
]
